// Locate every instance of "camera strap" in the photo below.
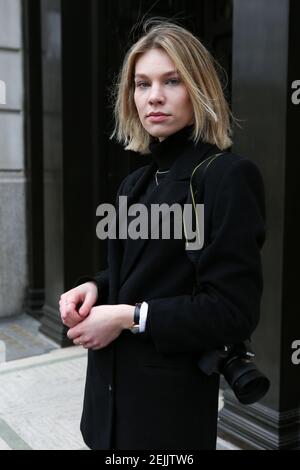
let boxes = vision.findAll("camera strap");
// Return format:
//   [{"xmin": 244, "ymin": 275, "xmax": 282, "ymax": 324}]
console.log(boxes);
[
  {"xmin": 184, "ymin": 151, "xmax": 227, "ymax": 260},
  {"xmin": 185, "ymin": 151, "xmax": 253, "ymax": 349}
]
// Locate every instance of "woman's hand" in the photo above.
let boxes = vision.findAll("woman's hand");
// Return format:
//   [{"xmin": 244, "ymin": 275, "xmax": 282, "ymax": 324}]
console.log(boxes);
[
  {"xmin": 59, "ymin": 281, "xmax": 98, "ymax": 328},
  {"xmin": 67, "ymin": 304, "xmax": 135, "ymax": 350}
]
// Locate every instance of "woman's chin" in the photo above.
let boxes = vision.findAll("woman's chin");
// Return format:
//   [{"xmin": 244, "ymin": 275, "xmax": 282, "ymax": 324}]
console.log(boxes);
[{"xmin": 146, "ymin": 124, "xmax": 177, "ymax": 140}]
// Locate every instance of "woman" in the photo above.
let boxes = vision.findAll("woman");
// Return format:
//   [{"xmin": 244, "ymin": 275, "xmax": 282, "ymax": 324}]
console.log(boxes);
[{"xmin": 60, "ymin": 21, "xmax": 266, "ymax": 450}]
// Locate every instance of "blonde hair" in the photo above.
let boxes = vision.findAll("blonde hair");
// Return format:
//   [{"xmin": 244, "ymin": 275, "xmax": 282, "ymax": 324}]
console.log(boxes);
[{"xmin": 111, "ymin": 20, "xmax": 233, "ymax": 154}]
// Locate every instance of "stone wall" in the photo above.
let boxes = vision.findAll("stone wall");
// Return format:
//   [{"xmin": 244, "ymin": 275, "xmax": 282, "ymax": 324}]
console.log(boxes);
[{"xmin": 0, "ymin": 0, "xmax": 27, "ymax": 317}]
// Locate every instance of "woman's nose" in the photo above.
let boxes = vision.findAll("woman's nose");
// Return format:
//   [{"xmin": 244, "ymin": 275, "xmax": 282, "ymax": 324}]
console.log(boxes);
[{"xmin": 148, "ymin": 85, "xmax": 165, "ymax": 105}]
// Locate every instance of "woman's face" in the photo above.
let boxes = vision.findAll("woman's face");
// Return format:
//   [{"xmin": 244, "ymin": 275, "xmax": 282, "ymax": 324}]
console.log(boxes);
[{"xmin": 134, "ymin": 48, "xmax": 194, "ymax": 141}]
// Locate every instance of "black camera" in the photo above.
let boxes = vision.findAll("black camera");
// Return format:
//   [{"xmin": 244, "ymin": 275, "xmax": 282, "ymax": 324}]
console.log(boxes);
[{"xmin": 197, "ymin": 342, "xmax": 270, "ymax": 405}]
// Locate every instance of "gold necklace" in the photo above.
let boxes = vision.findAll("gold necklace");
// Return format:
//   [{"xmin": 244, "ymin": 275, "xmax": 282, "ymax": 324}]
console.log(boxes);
[{"xmin": 155, "ymin": 169, "xmax": 170, "ymax": 186}]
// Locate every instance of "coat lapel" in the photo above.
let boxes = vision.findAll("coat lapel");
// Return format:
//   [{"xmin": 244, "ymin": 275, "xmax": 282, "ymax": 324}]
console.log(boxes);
[{"xmin": 119, "ymin": 141, "xmax": 220, "ymax": 286}]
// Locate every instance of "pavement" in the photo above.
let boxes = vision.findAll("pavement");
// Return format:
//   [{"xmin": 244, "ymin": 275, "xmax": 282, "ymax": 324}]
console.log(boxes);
[
  {"xmin": 0, "ymin": 313, "xmax": 59, "ymax": 362},
  {"xmin": 0, "ymin": 314, "xmax": 239, "ymax": 451}
]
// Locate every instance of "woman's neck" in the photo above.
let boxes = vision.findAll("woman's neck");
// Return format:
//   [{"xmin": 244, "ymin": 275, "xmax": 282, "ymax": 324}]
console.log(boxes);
[{"xmin": 149, "ymin": 125, "xmax": 194, "ymax": 171}]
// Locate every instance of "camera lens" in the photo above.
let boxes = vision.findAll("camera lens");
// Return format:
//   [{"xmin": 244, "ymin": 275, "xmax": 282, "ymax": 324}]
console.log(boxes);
[{"xmin": 223, "ymin": 359, "xmax": 270, "ymax": 405}]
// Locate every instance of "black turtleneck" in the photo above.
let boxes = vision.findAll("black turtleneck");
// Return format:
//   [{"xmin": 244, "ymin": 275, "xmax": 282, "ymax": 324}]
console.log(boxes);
[
  {"xmin": 144, "ymin": 124, "xmax": 194, "ymax": 191},
  {"xmin": 120, "ymin": 126, "xmax": 195, "ymax": 249},
  {"xmin": 149, "ymin": 124, "xmax": 194, "ymax": 172}
]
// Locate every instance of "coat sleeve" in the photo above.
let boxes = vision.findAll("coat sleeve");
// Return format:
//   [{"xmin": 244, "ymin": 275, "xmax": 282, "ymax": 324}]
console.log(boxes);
[
  {"xmin": 73, "ymin": 269, "xmax": 110, "ymax": 305},
  {"xmin": 146, "ymin": 158, "xmax": 266, "ymax": 354}
]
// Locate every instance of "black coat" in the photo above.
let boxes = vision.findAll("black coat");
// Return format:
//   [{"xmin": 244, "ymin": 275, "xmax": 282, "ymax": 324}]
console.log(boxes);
[{"xmin": 78, "ymin": 130, "xmax": 266, "ymax": 450}]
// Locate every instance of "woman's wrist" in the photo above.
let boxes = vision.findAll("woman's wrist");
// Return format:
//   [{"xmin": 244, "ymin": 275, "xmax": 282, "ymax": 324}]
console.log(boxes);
[{"xmin": 118, "ymin": 304, "xmax": 135, "ymax": 330}]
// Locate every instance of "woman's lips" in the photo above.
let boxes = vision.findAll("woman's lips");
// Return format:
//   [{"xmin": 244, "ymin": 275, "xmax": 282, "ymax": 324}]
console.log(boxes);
[{"xmin": 147, "ymin": 114, "xmax": 170, "ymax": 123}]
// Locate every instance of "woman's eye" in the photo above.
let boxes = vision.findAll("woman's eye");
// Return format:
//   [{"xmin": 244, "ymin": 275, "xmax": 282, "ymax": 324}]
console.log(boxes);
[
  {"xmin": 135, "ymin": 78, "xmax": 180, "ymax": 88},
  {"xmin": 165, "ymin": 78, "xmax": 180, "ymax": 85},
  {"xmin": 136, "ymin": 82, "xmax": 150, "ymax": 88}
]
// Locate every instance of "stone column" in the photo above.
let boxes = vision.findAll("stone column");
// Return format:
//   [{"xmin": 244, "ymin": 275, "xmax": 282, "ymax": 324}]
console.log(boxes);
[
  {"xmin": 38, "ymin": 0, "xmax": 66, "ymax": 345},
  {"xmin": 218, "ymin": 0, "xmax": 300, "ymax": 450},
  {"xmin": 39, "ymin": 0, "xmax": 101, "ymax": 345},
  {"xmin": 23, "ymin": 0, "xmax": 45, "ymax": 320}
]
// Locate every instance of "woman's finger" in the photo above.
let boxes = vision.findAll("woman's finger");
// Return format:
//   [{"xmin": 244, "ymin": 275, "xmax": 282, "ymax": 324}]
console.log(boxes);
[
  {"xmin": 78, "ymin": 292, "xmax": 95, "ymax": 317},
  {"xmin": 73, "ymin": 337, "xmax": 84, "ymax": 346}
]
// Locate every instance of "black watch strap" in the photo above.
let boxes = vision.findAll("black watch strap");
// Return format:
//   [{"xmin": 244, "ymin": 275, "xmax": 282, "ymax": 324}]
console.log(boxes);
[
  {"xmin": 129, "ymin": 303, "xmax": 142, "ymax": 334},
  {"xmin": 134, "ymin": 303, "xmax": 142, "ymax": 324}
]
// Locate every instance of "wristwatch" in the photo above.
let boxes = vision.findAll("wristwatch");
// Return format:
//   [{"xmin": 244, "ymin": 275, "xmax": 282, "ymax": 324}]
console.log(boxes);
[{"xmin": 129, "ymin": 303, "xmax": 142, "ymax": 334}]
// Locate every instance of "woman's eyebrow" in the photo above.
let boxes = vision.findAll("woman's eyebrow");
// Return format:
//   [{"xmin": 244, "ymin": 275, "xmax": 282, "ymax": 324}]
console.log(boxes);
[{"xmin": 134, "ymin": 70, "xmax": 179, "ymax": 79}]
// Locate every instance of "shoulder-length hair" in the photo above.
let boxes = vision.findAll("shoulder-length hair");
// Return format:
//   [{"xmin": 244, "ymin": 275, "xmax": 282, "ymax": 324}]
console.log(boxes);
[{"xmin": 111, "ymin": 20, "xmax": 233, "ymax": 154}]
